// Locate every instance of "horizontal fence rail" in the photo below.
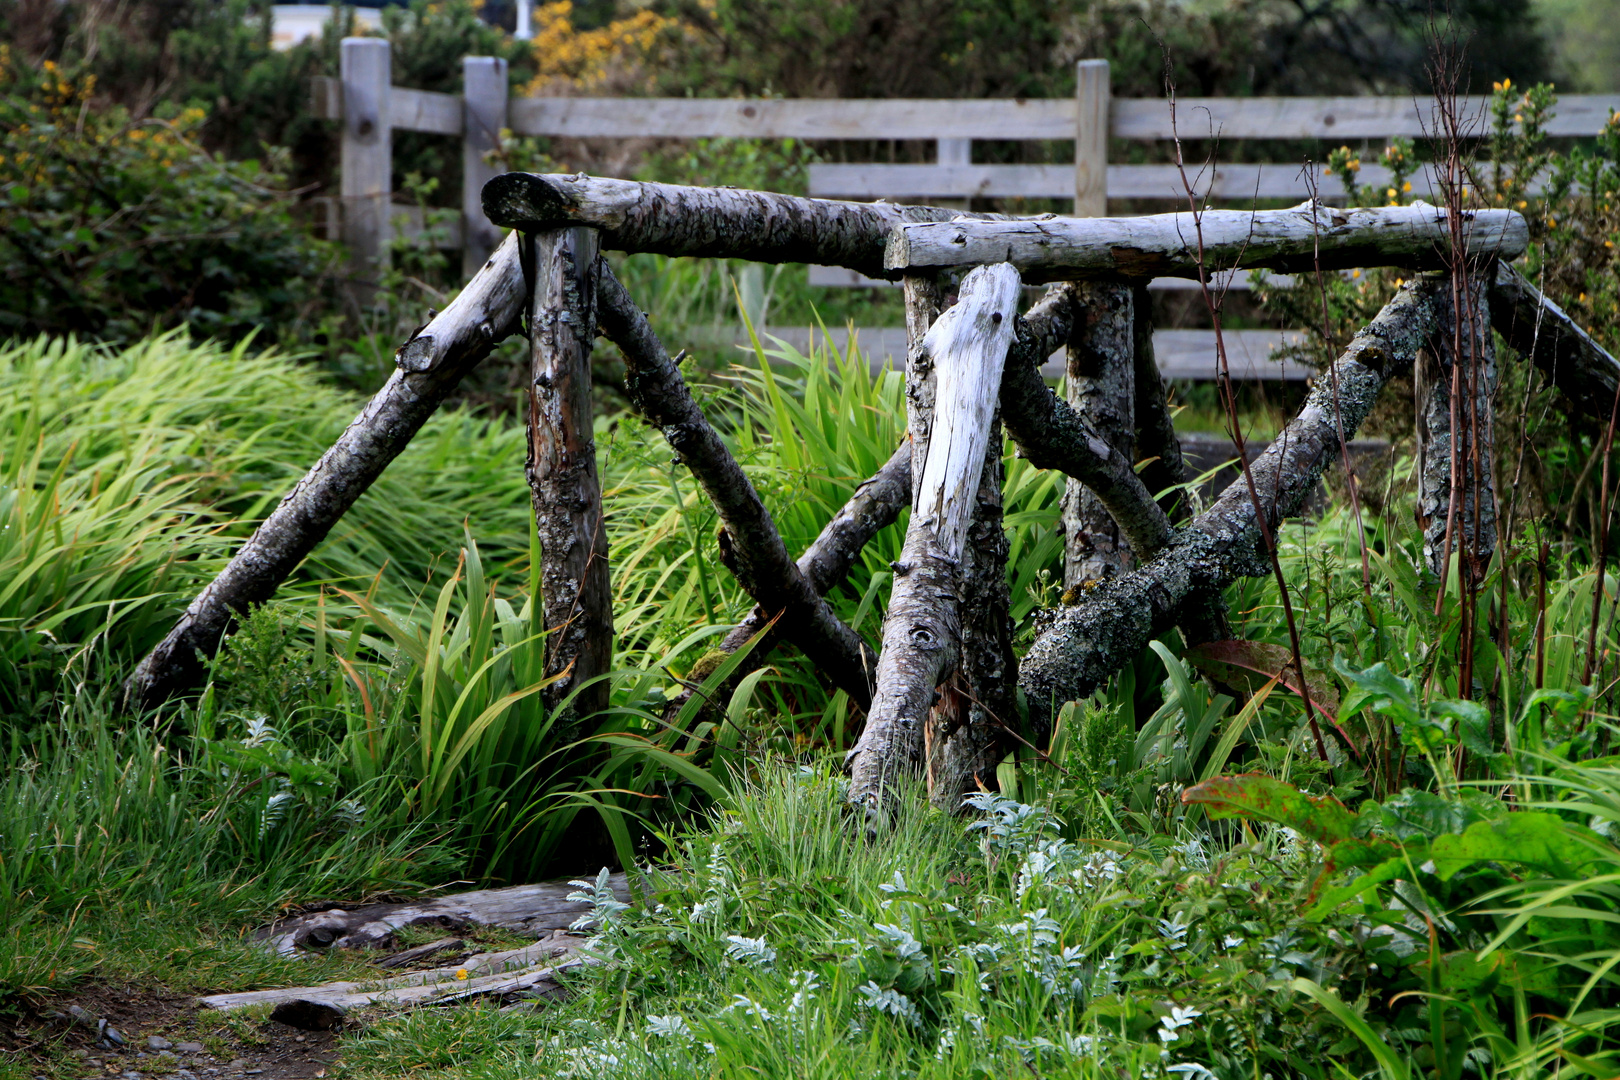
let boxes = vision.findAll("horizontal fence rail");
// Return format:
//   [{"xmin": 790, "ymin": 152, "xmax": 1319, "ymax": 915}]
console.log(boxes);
[{"xmin": 315, "ymin": 38, "xmax": 1617, "ymax": 379}]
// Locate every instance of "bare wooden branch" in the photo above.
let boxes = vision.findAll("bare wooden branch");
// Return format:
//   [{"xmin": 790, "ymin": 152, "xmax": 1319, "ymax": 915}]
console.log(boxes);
[
  {"xmin": 1000, "ymin": 288, "xmax": 1176, "ymax": 559},
  {"xmin": 1018, "ymin": 274, "xmax": 1447, "ymax": 736},
  {"xmin": 1490, "ymin": 259, "xmax": 1620, "ymax": 420},
  {"xmin": 482, "ymin": 172, "xmax": 1008, "ymax": 278},
  {"xmin": 1062, "ymin": 282, "xmax": 1137, "ymax": 586},
  {"xmin": 847, "ymin": 264, "xmax": 1022, "ymax": 815},
  {"xmin": 594, "ymin": 261, "xmax": 877, "ymax": 708},
  {"xmin": 886, "ymin": 201, "xmax": 1528, "ymax": 283},
  {"xmin": 124, "ymin": 234, "xmax": 526, "ymax": 711},
  {"xmin": 525, "ymin": 228, "xmax": 612, "ymax": 721}
]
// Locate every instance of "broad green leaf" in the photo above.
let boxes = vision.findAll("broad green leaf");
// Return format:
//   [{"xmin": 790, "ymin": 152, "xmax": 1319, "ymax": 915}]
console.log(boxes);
[
  {"xmin": 1181, "ymin": 774, "xmax": 1356, "ymax": 845},
  {"xmin": 1430, "ymin": 813, "xmax": 1606, "ymax": 881}
]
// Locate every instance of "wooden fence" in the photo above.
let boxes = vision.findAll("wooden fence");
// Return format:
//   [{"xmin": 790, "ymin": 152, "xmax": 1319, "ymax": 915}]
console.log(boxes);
[{"xmin": 312, "ymin": 38, "xmax": 1620, "ymax": 378}]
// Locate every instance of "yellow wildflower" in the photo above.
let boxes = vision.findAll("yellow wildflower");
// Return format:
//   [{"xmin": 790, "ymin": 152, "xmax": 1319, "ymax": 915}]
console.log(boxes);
[
  {"xmin": 1351, "ymin": 268, "xmax": 1361, "ymax": 278},
  {"xmin": 1518, "ymin": 199, "xmax": 1528, "ymax": 209},
  {"xmin": 455, "ymin": 968, "xmax": 470, "ymax": 980},
  {"xmin": 1403, "ymin": 181, "xmax": 1412, "ymax": 192}
]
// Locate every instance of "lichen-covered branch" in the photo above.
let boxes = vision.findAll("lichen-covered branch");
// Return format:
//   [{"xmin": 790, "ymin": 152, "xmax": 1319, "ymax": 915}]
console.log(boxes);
[
  {"xmin": 1130, "ymin": 283, "xmax": 1191, "ymax": 522},
  {"xmin": 594, "ymin": 262, "xmax": 877, "ymax": 708},
  {"xmin": 1018, "ymin": 274, "xmax": 1447, "ymax": 736},
  {"xmin": 1062, "ymin": 281, "xmax": 1138, "ymax": 586},
  {"xmin": 124, "ymin": 234, "xmax": 527, "ymax": 711},
  {"xmin": 483, "ymin": 173, "xmax": 1007, "ymax": 279}
]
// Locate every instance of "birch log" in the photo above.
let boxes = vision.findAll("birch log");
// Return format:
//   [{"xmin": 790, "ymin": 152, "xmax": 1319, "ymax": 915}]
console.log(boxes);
[
  {"xmin": 124, "ymin": 235, "xmax": 527, "ymax": 711},
  {"xmin": 1019, "ymin": 274, "xmax": 1448, "ymax": 737},
  {"xmin": 1062, "ymin": 282, "xmax": 1137, "ymax": 586},
  {"xmin": 847, "ymin": 264, "xmax": 1023, "ymax": 816},
  {"xmin": 525, "ymin": 228, "xmax": 612, "ymax": 721},
  {"xmin": 594, "ymin": 262, "xmax": 877, "ymax": 707},
  {"xmin": 886, "ymin": 202, "xmax": 1528, "ymax": 283},
  {"xmin": 482, "ymin": 173, "xmax": 1008, "ymax": 279},
  {"xmin": 1417, "ymin": 275, "xmax": 1498, "ymax": 582}
]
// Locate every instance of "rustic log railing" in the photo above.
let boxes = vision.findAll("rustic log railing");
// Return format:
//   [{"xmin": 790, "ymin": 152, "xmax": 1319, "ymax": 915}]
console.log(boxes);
[{"xmin": 127, "ymin": 174, "xmax": 1619, "ymax": 820}]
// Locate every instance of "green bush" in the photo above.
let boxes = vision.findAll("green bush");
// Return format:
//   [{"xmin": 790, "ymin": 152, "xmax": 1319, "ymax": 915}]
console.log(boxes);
[{"xmin": 0, "ymin": 55, "xmax": 335, "ymax": 343}]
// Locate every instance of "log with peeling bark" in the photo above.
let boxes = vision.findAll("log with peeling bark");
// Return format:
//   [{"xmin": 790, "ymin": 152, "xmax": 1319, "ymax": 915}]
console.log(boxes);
[
  {"xmin": 1489, "ymin": 260, "xmax": 1620, "ymax": 420},
  {"xmin": 847, "ymin": 264, "xmax": 1023, "ymax": 816},
  {"xmin": 1018, "ymin": 274, "xmax": 1448, "ymax": 738},
  {"xmin": 594, "ymin": 261, "xmax": 877, "ymax": 707},
  {"xmin": 1062, "ymin": 281, "xmax": 1137, "ymax": 586},
  {"xmin": 256, "ymin": 876, "xmax": 628, "ymax": 956},
  {"xmin": 1418, "ymin": 274, "xmax": 1497, "ymax": 582},
  {"xmin": 482, "ymin": 173, "xmax": 1007, "ymax": 279},
  {"xmin": 199, "ymin": 935, "xmax": 592, "ymax": 1015},
  {"xmin": 525, "ymin": 228, "xmax": 613, "ymax": 720},
  {"xmin": 123, "ymin": 234, "xmax": 527, "ymax": 711},
  {"xmin": 885, "ymin": 202, "xmax": 1528, "ymax": 283}
]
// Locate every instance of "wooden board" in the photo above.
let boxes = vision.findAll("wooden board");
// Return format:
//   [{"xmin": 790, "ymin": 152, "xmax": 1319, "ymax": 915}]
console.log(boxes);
[{"xmin": 728, "ymin": 326, "xmax": 1312, "ymax": 381}]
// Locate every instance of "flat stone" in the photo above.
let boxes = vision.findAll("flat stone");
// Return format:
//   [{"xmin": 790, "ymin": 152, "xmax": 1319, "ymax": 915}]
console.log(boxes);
[
  {"xmin": 173, "ymin": 1070, "xmax": 198, "ymax": 1080},
  {"xmin": 147, "ymin": 1038, "xmax": 173, "ymax": 1052},
  {"xmin": 227, "ymin": 1062, "xmax": 247, "ymax": 1071},
  {"xmin": 174, "ymin": 1044, "xmax": 204, "ymax": 1054}
]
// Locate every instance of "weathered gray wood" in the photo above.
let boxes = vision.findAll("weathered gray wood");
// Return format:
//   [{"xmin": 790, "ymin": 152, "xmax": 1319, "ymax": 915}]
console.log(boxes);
[
  {"xmin": 340, "ymin": 37, "xmax": 392, "ymax": 304},
  {"xmin": 1490, "ymin": 260, "xmax": 1620, "ymax": 422},
  {"xmin": 594, "ymin": 262, "xmax": 877, "ymax": 708},
  {"xmin": 124, "ymin": 235, "xmax": 527, "ymax": 711},
  {"xmin": 374, "ymin": 938, "xmax": 465, "ymax": 969},
  {"xmin": 847, "ymin": 264, "xmax": 1022, "ymax": 816},
  {"xmin": 256, "ymin": 875, "xmax": 626, "ymax": 956},
  {"xmin": 1062, "ymin": 282, "xmax": 1136, "ymax": 586},
  {"xmin": 500, "ymin": 93, "xmax": 1620, "ymax": 142},
  {"xmin": 886, "ymin": 202, "xmax": 1528, "ymax": 282},
  {"xmin": 482, "ymin": 173, "xmax": 1009, "ymax": 278},
  {"xmin": 1074, "ymin": 60, "xmax": 1110, "ymax": 216},
  {"xmin": 462, "ymin": 57, "xmax": 509, "ymax": 279},
  {"xmin": 999, "ymin": 289, "xmax": 1175, "ymax": 560},
  {"xmin": 388, "ymin": 85, "xmax": 464, "ymax": 135},
  {"xmin": 1130, "ymin": 283, "xmax": 1191, "ymax": 521},
  {"xmin": 199, "ymin": 936, "xmax": 591, "ymax": 1013},
  {"xmin": 1019, "ymin": 275, "xmax": 1447, "ymax": 736},
  {"xmin": 525, "ymin": 228, "xmax": 612, "ymax": 721},
  {"xmin": 1418, "ymin": 275, "xmax": 1497, "ymax": 582}
]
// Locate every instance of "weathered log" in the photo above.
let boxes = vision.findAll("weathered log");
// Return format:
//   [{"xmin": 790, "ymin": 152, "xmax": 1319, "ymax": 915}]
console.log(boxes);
[
  {"xmin": 199, "ymin": 934, "xmax": 590, "ymax": 1014},
  {"xmin": 847, "ymin": 264, "xmax": 1023, "ymax": 815},
  {"xmin": 124, "ymin": 234, "xmax": 527, "ymax": 711},
  {"xmin": 999, "ymin": 289, "xmax": 1176, "ymax": 560},
  {"xmin": 373, "ymin": 937, "xmax": 466, "ymax": 969},
  {"xmin": 1019, "ymin": 274, "xmax": 1448, "ymax": 736},
  {"xmin": 1418, "ymin": 275, "xmax": 1498, "ymax": 582},
  {"xmin": 1489, "ymin": 259, "xmax": 1620, "ymax": 421},
  {"xmin": 885, "ymin": 201, "xmax": 1528, "ymax": 283},
  {"xmin": 1130, "ymin": 282, "xmax": 1191, "ymax": 521},
  {"xmin": 482, "ymin": 172, "xmax": 1007, "ymax": 278},
  {"xmin": 1062, "ymin": 281, "xmax": 1138, "ymax": 586},
  {"xmin": 594, "ymin": 261, "xmax": 877, "ymax": 707},
  {"xmin": 256, "ymin": 876, "xmax": 626, "ymax": 956},
  {"xmin": 525, "ymin": 228, "xmax": 613, "ymax": 721}
]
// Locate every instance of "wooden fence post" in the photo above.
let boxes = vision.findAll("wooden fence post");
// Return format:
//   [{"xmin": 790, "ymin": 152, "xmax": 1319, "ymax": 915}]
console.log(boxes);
[
  {"xmin": 1074, "ymin": 59, "xmax": 1109, "ymax": 217},
  {"xmin": 341, "ymin": 37, "xmax": 392, "ymax": 307},
  {"xmin": 462, "ymin": 56, "xmax": 509, "ymax": 279}
]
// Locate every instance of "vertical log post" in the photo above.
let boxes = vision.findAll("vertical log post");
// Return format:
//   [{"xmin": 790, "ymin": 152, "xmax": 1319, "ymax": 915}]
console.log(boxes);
[
  {"xmin": 341, "ymin": 37, "xmax": 391, "ymax": 308},
  {"xmin": 524, "ymin": 229, "xmax": 612, "ymax": 722},
  {"xmin": 462, "ymin": 56, "xmax": 509, "ymax": 280},
  {"xmin": 1417, "ymin": 274, "xmax": 1498, "ymax": 583},
  {"xmin": 1073, "ymin": 59, "xmax": 1110, "ymax": 218},
  {"xmin": 1061, "ymin": 281, "xmax": 1136, "ymax": 587},
  {"xmin": 848, "ymin": 264, "xmax": 1023, "ymax": 818}
]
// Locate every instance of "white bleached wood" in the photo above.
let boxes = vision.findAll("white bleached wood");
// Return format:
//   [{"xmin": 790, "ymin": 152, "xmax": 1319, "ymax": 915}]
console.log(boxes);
[
  {"xmin": 885, "ymin": 200, "xmax": 1528, "ymax": 281},
  {"xmin": 1074, "ymin": 60, "xmax": 1109, "ymax": 216},
  {"xmin": 914, "ymin": 265, "xmax": 1024, "ymax": 558}
]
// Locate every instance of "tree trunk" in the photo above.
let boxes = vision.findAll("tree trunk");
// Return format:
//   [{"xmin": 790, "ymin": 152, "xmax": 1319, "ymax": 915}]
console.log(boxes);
[
  {"xmin": 593, "ymin": 261, "xmax": 877, "ymax": 708},
  {"xmin": 847, "ymin": 264, "xmax": 1023, "ymax": 819},
  {"xmin": 482, "ymin": 172, "xmax": 1009, "ymax": 279},
  {"xmin": 124, "ymin": 234, "xmax": 528, "ymax": 712},
  {"xmin": 1062, "ymin": 281, "xmax": 1137, "ymax": 587},
  {"xmin": 886, "ymin": 201, "xmax": 1528, "ymax": 283},
  {"xmin": 1417, "ymin": 274, "xmax": 1497, "ymax": 583},
  {"xmin": 1131, "ymin": 282, "xmax": 1190, "ymax": 521},
  {"xmin": 524, "ymin": 228, "xmax": 612, "ymax": 722},
  {"xmin": 1019, "ymin": 274, "xmax": 1447, "ymax": 737}
]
